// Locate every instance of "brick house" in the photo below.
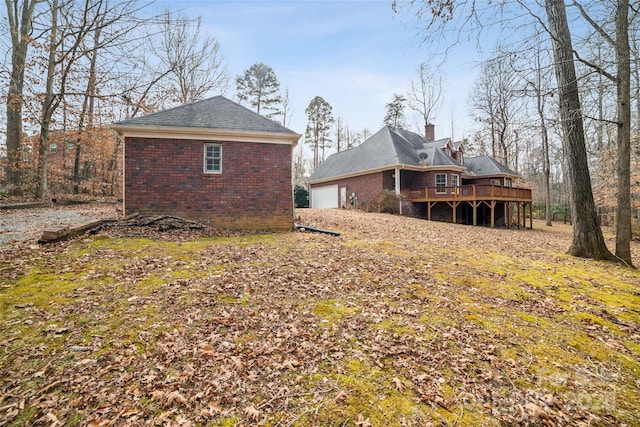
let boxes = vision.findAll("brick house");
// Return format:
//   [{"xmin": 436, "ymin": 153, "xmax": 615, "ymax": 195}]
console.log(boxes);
[
  {"xmin": 308, "ymin": 125, "xmax": 533, "ymax": 228},
  {"xmin": 112, "ymin": 96, "xmax": 301, "ymax": 231}
]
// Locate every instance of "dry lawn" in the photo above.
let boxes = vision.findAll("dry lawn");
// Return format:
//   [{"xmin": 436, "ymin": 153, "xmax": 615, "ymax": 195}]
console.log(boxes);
[{"xmin": 1, "ymin": 209, "xmax": 639, "ymax": 426}]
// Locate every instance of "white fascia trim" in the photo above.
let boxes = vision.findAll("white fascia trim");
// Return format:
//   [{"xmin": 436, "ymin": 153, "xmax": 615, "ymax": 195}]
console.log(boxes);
[
  {"xmin": 111, "ymin": 124, "xmax": 301, "ymax": 146},
  {"xmin": 308, "ymin": 164, "xmax": 466, "ymax": 185},
  {"xmin": 461, "ymin": 172, "xmax": 521, "ymax": 179}
]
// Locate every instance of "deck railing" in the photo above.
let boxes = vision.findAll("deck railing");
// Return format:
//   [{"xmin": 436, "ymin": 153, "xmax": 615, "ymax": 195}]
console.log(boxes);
[{"xmin": 408, "ymin": 185, "xmax": 532, "ymax": 201}]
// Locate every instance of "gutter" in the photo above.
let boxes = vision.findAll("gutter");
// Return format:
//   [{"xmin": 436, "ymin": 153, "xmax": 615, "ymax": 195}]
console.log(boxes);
[{"xmin": 110, "ymin": 124, "xmax": 301, "ymax": 147}]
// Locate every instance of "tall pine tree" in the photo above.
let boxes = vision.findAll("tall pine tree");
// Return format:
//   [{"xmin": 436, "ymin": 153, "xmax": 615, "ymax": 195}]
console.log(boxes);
[{"xmin": 235, "ymin": 63, "xmax": 282, "ymax": 119}]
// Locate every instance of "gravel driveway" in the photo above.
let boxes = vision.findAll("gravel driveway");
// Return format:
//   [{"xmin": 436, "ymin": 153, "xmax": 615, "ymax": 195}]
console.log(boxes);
[{"xmin": 0, "ymin": 203, "xmax": 119, "ymax": 246}]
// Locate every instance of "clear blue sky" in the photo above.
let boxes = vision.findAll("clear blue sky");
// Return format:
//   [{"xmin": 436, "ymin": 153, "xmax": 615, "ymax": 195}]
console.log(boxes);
[{"xmin": 159, "ymin": 0, "xmax": 485, "ymax": 143}]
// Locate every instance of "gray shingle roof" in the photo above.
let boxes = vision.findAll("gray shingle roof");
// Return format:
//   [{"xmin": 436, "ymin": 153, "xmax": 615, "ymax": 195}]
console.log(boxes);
[
  {"xmin": 464, "ymin": 156, "xmax": 519, "ymax": 177},
  {"xmin": 309, "ymin": 126, "xmax": 461, "ymax": 182},
  {"xmin": 308, "ymin": 126, "xmax": 520, "ymax": 183},
  {"xmin": 114, "ymin": 96, "xmax": 297, "ymax": 135}
]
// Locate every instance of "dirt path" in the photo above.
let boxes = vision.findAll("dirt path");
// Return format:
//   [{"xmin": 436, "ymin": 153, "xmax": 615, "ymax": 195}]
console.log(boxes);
[{"xmin": 0, "ymin": 203, "xmax": 119, "ymax": 246}]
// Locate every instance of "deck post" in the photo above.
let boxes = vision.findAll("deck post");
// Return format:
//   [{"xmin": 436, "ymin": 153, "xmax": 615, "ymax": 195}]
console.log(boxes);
[
  {"xmin": 516, "ymin": 202, "xmax": 521, "ymax": 229},
  {"xmin": 452, "ymin": 201, "xmax": 459, "ymax": 224},
  {"xmin": 529, "ymin": 202, "xmax": 533, "ymax": 229},
  {"xmin": 490, "ymin": 200, "xmax": 496, "ymax": 228},
  {"xmin": 427, "ymin": 202, "xmax": 432, "ymax": 221},
  {"xmin": 472, "ymin": 201, "xmax": 478, "ymax": 226}
]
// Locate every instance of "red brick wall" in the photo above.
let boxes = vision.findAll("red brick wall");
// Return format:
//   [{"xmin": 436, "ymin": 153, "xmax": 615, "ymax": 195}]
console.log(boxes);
[
  {"xmin": 125, "ymin": 137, "xmax": 293, "ymax": 231},
  {"xmin": 463, "ymin": 176, "xmax": 502, "ymax": 186}
]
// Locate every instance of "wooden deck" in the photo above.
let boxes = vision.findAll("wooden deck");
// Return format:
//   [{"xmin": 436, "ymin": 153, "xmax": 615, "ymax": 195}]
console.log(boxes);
[
  {"xmin": 408, "ymin": 184, "xmax": 532, "ymax": 203},
  {"xmin": 406, "ymin": 185, "xmax": 533, "ymax": 229}
]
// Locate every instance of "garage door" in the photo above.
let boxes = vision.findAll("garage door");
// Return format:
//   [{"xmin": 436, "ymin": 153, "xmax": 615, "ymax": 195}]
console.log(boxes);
[{"xmin": 311, "ymin": 185, "xmax": 338, "ymax": 208}]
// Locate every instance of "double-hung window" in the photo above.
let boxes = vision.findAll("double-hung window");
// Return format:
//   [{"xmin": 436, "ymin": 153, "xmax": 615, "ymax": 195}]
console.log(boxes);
[
  {"xmin": 435, "ymin": 173, "xmax": 447, "ymax": 194},
  {"xmin": 451, "ymin": 174, "xmax": 459, "ymax": 194},
  {"xmin": 204, "ymin": 143, "xmax": 222, "ymax": 173}
]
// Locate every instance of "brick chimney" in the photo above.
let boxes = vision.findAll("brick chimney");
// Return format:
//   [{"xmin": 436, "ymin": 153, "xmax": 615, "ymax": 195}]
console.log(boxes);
[{"xmin": 425, "ymin": 123, "xmax": 435, "ymax": 141}]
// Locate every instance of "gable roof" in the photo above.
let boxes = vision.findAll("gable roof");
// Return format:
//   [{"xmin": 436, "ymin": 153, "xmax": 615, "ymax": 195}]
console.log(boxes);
[
  {"xmin": 308, "ymin": 126, "xmax": 520, "ymax": 184},
  {"xmin": 111, "ymin": 96, "xmax": 300, "ymax": 144}
]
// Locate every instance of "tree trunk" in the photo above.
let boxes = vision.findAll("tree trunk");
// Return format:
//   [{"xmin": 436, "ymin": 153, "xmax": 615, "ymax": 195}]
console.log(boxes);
[
  {"xmin": 615, "ymin": 0, "xmax": 632, "ymax": 265},
  {"xmin": 544, "ymin": 0, "xmax": 615, "ymax": 261},
  {"xmin": 5, "ymin": 0, "xmax": 41, "ymax": 194},
  {"xmin": 73, "ymin": 13, "xmax": 101, "ymax": 195},
  {"xmin": 541, "ymin": 119, "xmax": 552, "ymax": 226},
  {"xmin": 36, "ymin": 0, "xmax": 58, "ymax": 199}
]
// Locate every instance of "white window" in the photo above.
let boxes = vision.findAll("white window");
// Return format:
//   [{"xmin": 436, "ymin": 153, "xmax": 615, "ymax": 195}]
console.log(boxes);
[
  {"xmin": 504, "ymin": 178, "xmax": 512, "ymax": 187},
  {"xmin": 490, "ymin": 179, "xmax": 501, "ymax": 186},
  {"xmin": 451, "ymin": 174, "xmax": 459, "ymax": 193},
  {"xmin": 49, "ymin": 143, "xmax": 57, "ymax": 153},
  {"xmin": 204, "ymin": 143, "xmax": 222, "ymax": 173},
  {"xmin": 435, "ymin": 173, "xmax": 447, "ymax": 193}
]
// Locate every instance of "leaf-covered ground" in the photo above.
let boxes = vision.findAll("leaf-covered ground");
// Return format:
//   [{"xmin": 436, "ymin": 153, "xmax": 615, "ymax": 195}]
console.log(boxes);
[{"xmin": 1, "ymin": 209, "xmax": 639, "ymax": 426}]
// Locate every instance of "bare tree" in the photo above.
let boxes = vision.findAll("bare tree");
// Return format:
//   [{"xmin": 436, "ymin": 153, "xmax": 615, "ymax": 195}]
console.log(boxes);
[
  {"xmin": 155, "ymin": 11, "xmax": 229, "ymax": 104},
  {"xmin": 335, "ymin": 116, "xmax": 345, "ymax": 153},
  {"xmin": 35, "ymin": 0, "xmax": 58, "ymax": 198},
  {"xmin": 544, "ymin": 0, "xmax": 615, "ymax": 261},
  {"xmin": 4, "ymin": 0, "xmax": 43, "ymax": 194},
  {"xmin": 471, "ymin": 50, "xmax": 523, "ymax": 169},
  {"xmin": 281, "ymin": 87, "xmax": 291, "ymax": 127},
  {"xmin": 397, "ymin": 0, "xmax": 626, "ymax": 263},
  {"xmin": 407, "ymin": 62, "xmax": 443, "ymax": 135},
  {"xmin": 515, "ymin": 34, "xmax": 556, "ymax": 226}
]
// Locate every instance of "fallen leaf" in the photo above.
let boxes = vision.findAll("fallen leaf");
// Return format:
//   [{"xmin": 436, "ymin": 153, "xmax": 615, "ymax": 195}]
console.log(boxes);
[
  {"xmin": 244, "ymin": 404, "xmax": 260, "ymax": 420},
  {"xmin": 335, "ymin": 390, "xmax": 349, "ymax": 403},
  {"xmin": 45, "ymin": 412, "xmax": 60, "ymax": 426},
  {"xmin": 207, "ymin": 400, "xmax": 222, "ymax": 413},
  {"xmin": 165, "ymin": 391, "xmax": 187, "ymax": 406},
  {"xmin": 150, "ymin": 390, "xmax": 164, "ymax": 402},
  {"xmin": 356, "ymin": 413, "xmax": 372, "ymax": 427},
  {"xmin": 120, "ymin": 408, "xmax": 138, "ymax": 417}
]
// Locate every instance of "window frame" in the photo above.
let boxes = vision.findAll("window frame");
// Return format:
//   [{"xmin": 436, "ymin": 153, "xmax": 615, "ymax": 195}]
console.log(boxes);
[
  {"xmin": 203, "ymin": 143, "xmax": 222, "ymax": 174},
  {"xmin": 435, "ymin": 173, "xmax": 447, "ymax": 194},
  {"xmin": 451, "ymin": 174, "xmax": 460, "ymax": 194}
]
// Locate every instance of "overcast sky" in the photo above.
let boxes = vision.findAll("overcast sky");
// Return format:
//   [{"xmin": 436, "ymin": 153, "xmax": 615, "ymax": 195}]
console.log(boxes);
[{"xmin": 159, "ymin": 0, "xmax": 488, "ymax": 144}]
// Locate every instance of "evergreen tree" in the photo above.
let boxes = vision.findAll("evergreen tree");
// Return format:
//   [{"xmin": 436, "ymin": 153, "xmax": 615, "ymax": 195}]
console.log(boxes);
[
  {"xmin": 383, "ymin": 94, "xmax": 407, "ymax": 128},
  {"xmin": 235, "ymin": 62, "xmax": 282, "ymax": 119},
  {"xmin": 305, "ymin": 96, "xmax": 334, "ymax": 170}
]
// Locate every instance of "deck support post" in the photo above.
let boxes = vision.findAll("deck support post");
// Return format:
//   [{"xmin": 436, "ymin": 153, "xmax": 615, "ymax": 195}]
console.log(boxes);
[
  {"xmin": 490, "ymin": 200, "xmax": 496, "ymax": 228},
  {"xmin": 471, "ymin": 201, "xmax": 478, "ymax": 226},
  {"xmin": 529, "ymin": 202, "xmax": 533, "ymax": 229},
  {"xmin": 446, "ymin": 201, "xmax": 459, "ymax": 224}
]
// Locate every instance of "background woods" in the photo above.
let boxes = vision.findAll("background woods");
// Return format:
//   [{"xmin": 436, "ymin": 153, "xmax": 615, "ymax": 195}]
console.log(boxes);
[
  {"xmin": 1, "ymin": 0, "xmax": 230, "ymax": 197},
  {"xmin": 2, "ymin": 1, "xmax": 640, "ymax": 247}
]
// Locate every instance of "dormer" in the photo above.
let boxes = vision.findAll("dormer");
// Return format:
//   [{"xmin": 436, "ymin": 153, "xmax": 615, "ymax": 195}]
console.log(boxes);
[
  {"xmin": 441, "ymin": 139, "xmax": 454, "ymax": 159},
  {"xmin": 451, "ymin": 140, "xmax": 465, "ymax": 166}
]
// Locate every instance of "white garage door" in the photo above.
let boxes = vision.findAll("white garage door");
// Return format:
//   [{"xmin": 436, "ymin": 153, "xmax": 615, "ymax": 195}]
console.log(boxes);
[{"xmin": 311, "ymin": 185, "xmax": 339, "ymax": 208}]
